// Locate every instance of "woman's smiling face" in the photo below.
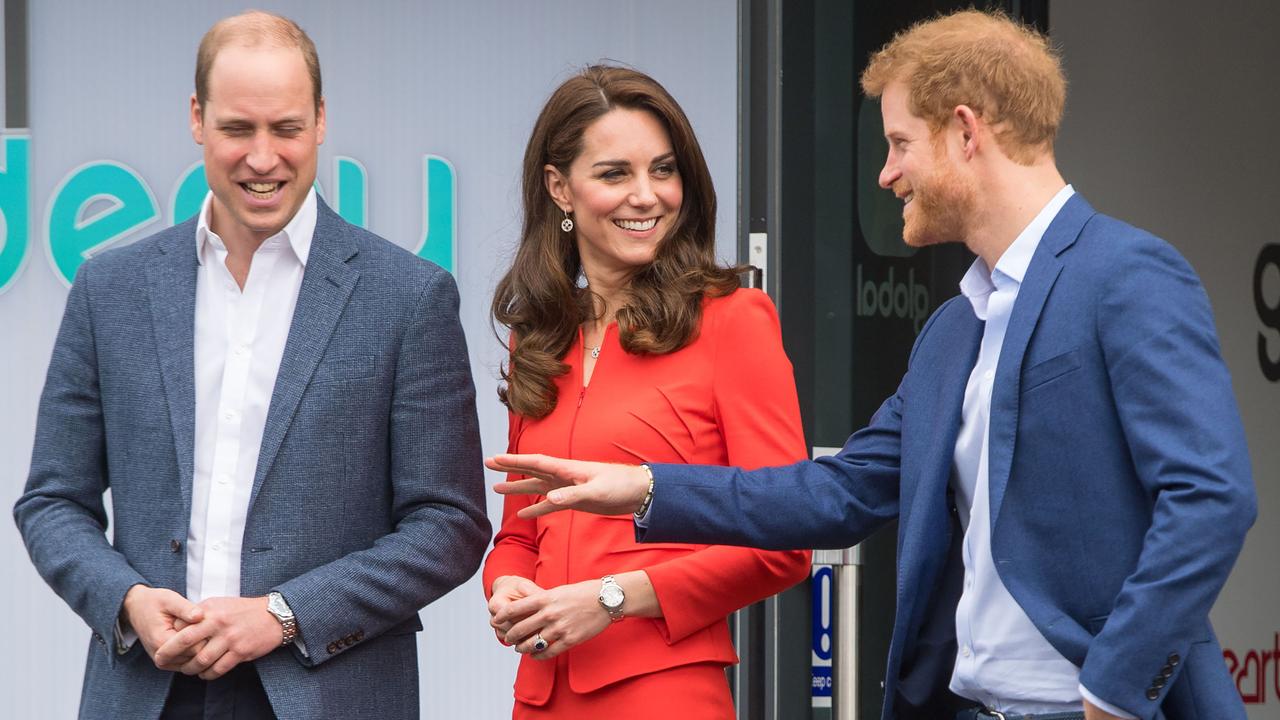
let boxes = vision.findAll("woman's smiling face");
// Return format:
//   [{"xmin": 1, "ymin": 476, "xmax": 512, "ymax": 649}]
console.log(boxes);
[{"xmin": 547, "ymin": 108, "xmax": 684, "ymax": 281}]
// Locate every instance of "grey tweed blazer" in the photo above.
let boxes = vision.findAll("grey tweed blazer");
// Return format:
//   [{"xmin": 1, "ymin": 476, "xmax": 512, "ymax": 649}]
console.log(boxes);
[{"xmin": 15, "ymin": 199, "xmax": 491, "ymax": 720}]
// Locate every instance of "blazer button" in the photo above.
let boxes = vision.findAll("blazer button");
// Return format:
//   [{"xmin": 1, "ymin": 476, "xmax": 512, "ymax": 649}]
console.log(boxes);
[
  {"xmin": 1146, "ymin": 688, "xmax": 1160, "ymax": 701},
  {"xmin": 1153, "ymin": 675, "xmax": 1166, "ymax": 688},
  {"xmin": 345, "ymin": 634, "xmax": 357, "ymax": 645},
  {"xmin": 1167, "ymin": 653, "xmax": 1180, "ymax": 666},
  {"xmin": 354, "ymin": 630, "xmax": 365, "ymax": 641},
  {"xmin": 1161, "ymin": 665, "xmax": 1174, "ymax": 678},
  {"xmin": 326, "ymin": 642, "xmax": 338, "ymax": 654},
  {"xmin": 170, "ymin": 540, "xmax": 182, "ymax": 553}
]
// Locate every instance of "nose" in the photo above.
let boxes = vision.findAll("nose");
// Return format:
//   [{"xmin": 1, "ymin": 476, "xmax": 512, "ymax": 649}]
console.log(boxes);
[
  {"xmin": 628, "ymin": 176, "xmax": 657, "ymax": 208},
  {"xmin": 245, "ymin": 132, "xmax": 278, "ymax": 175},
  {"xmin": 878, "ymin": 155, "xmax": 900, "ymax": 190}
]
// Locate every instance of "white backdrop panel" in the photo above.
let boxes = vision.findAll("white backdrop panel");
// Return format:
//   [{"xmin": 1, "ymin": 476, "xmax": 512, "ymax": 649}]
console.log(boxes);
[{"xmin": 0, "ymin": 2, "xmax": 738, "ymax": 717}]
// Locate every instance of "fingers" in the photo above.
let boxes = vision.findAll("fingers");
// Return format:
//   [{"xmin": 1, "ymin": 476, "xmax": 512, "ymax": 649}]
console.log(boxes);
[
  {"xmin": 515, "ymin": 498, "xmax": 574, "ymax": 519},
  {"xmin": 153, "ymin": 621, "xmax": 215, "ymax": 668},
  {"xmin": 510, "ymin": 627, "xmax": 554, "ymax": 657},
  {"xmin": 156, "ymin": 589, "xmax": 204, "ymax": 625},
  {"xmin": 494, "ymin": 594, "xmax": 544, "ymax": 627},
  {"xmin": 178, "ymin": 637, "xmax": 222, "ymax": 676},
  {"xmin": 486, "ymin": 454, "xmax": 575, "ymax": 482},
  {"xmin": 492, "ymin": 477, "xmax": 554, "ymax": 496},
  {"xmin": 198, "ymin": 650, "xmax": 242, "ymax": 681}
]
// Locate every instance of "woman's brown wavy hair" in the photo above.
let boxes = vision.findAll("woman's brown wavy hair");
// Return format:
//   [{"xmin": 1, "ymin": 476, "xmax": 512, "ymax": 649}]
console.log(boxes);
[{"xmin": 493, "ymin": 65, "xmax": 741, "ymax": 419}]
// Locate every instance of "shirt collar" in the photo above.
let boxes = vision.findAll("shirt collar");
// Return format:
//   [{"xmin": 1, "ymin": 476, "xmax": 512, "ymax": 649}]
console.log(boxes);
[
  {"xmin": 195, "ymin": 187, "xmax": 317, "ymax": 266},
  {"xmin": 959, "ymin": 184, "xmax": 1075, "ymax": 318}
]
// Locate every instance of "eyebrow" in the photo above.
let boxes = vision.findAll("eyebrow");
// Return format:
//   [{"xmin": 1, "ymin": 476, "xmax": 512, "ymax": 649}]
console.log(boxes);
[{"xmin": 591, "ymin": 152, "xmax": 677, "ymax": 169}]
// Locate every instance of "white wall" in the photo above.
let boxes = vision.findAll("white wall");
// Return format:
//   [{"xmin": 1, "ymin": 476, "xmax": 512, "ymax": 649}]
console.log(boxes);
[
  {"xmin": 1053, "ymin": 2, "xmax": 1280, "ymax": 716},
  {"xmin": 0, "ymin": 2, "xmax": 738, "ymax": 717}
]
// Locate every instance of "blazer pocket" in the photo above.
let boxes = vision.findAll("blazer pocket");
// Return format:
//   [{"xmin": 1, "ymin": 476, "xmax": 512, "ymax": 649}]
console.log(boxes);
[
  {"xmin": 1022, "ymin": 349, "xmax": 1081, "ymax": 392},
  {"xmin": 313, "ymin": 354, "xmax": 377, "ymax": 384}
]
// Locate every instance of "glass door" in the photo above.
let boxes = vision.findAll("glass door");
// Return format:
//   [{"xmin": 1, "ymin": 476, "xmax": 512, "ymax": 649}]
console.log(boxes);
[{"xmin": 737, "ymin": 2, "xmax": 1049, "ymax": 718}]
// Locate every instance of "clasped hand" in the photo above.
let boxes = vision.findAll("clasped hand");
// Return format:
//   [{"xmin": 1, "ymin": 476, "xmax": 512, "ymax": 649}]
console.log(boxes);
[
  {"xmin": 124, "ymin": 585, "xmax": 283, "ymax": 680},
  {"xmin": 488, "ymin": 576, "xmax": 610, "ymax": 660}
]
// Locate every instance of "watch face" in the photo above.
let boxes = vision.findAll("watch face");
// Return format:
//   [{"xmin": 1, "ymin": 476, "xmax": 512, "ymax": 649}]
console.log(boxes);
[
  {"xmin": 600, "ymin": 584, "xmax": 625, "ymax": 609},
  {"xmin": 268, "ymin": 593, "xmax": 293, "ymax": 618}
]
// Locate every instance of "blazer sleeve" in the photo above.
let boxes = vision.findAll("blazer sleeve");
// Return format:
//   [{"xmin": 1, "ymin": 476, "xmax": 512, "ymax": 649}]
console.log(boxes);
[
  {"xmin": 482, "ymin": 410, "xmax": 540, "ymax": 598},
  {"xmin": 642, "ymin": 290, "xmax": 812, "ymax": 643},
  {"xmin": 634, "ymin": 297, "xmax": 968, "ymax": 550},
  {"xmin": 275, "ymin": 268, "xmax": 492, "ymax": 666},
  {"xmin": 1078, "ymin": 236, "xmax": 1255, "ymax": 717},
  {"xmin": 13, "ymin": 262, "xmax": 149, "ymax": 665}
]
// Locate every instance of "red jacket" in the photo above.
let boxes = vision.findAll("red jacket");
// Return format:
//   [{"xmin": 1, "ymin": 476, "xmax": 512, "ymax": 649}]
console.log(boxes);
[{"xmin": 483, "ymin": 289, "xmax": 811, "ymax": 706}]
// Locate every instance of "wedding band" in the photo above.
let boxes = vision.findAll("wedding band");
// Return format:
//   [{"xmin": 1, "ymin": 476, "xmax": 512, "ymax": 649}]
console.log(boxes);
[{"xmin": 531, "ymin": 633, "xmax": 549, "ymax": 653}]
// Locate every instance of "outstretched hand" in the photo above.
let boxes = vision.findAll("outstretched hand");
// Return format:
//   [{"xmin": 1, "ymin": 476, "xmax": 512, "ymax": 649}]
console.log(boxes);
[{"xmin": 487, "ymin": 454, "xmax": 651, "ymax": 519}]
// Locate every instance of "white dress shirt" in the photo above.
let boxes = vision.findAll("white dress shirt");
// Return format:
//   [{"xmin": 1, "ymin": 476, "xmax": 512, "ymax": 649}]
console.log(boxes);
[
  {"xmin": 187, "ymin": 189, "xmax": 315, "ymax": 603},
  {"xmin": 948, "ymin": 185, "xmax": 1134, "ymax": 718}
]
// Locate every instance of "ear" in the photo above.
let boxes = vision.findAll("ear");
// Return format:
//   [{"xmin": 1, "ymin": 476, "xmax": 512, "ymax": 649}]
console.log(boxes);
[
  {"xmin": 953, "ymin": 104, "xmax": 981, "ymax": 160},
  {"xmin": 544, "ymin": 164, "xmax": 572, "ymax": 212},
  {"xmin": 315, "ymin": 96, "xmax": 327, "ymax": 145},
  {"xmin": 190, "ymin": 93, "xmax": 205, "ymax": 145}
]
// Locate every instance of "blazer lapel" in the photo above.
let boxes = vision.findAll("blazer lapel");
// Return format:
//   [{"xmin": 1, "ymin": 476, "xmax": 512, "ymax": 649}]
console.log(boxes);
[
  {"xmin": 248, "ymin": 203, "xmax": 360, "ymax": 510},
  {"xmin": 987, "ymin": 194, "xmax": 1096, "ymax": 526},
  {"xmin": 896, "ymin": 306, "xmax": 981, "ymax": 630},
  {"xmin": 146, "ymin": 222, "xmax": 200, "ymax": 516}
]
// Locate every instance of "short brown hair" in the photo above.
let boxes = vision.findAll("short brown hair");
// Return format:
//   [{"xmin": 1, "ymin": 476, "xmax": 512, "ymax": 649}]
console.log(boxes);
[
  {"xmin": 493, "ymin": 65, "xmax": 740, "ymax": 419},
  {"xmin": 861, "ymin": 10, "xmax": 1065, "ymax": 163},
  {"xmin": 195, "ymin": 10, "xmax": 322, "ymax": 114}
]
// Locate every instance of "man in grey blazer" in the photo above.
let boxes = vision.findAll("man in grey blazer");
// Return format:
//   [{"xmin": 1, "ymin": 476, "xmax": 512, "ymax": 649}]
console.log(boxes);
[{"xmin": 14, "ymin": 11, "xmax": 490, "ymax": 719}]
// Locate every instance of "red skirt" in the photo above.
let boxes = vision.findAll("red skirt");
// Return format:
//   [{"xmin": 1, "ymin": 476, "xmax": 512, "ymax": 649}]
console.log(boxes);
[{"xmin": 513, "ymin": 657, "xmax": 734, "ymax": 720}]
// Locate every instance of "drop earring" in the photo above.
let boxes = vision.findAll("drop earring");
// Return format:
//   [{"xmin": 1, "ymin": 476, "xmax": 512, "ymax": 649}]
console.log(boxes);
[{"xmin": 561, "ymin": 210, "xmax": 574, "ymax": 233}]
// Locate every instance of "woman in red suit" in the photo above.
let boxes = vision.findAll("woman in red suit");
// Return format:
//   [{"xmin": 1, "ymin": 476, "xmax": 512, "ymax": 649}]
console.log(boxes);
[{"xmin": 483, "ymin": 65, "xmax": 810, "ymax": 719}]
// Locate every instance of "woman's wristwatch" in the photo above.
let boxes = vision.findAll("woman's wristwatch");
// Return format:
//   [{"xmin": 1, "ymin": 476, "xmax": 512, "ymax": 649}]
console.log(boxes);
[{"xmin": 598, "ymin": 575, "xmax": 626, "ymax": 622}]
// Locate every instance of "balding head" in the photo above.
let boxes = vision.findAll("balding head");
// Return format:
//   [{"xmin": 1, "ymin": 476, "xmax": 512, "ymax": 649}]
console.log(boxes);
[{"xmin": 195, "ymin": 10, "xmax": 322, "ymax": 116}]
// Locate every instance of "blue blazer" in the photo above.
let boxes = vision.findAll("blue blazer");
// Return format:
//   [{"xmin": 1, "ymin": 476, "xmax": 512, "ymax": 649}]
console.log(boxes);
[
  {"xmin": 15, "ymin": 200, "xmax": 491, "ymax": 720},
  {"xmin": 641, "ymin": 196, "xmax": 1255, "ymax": 720}
]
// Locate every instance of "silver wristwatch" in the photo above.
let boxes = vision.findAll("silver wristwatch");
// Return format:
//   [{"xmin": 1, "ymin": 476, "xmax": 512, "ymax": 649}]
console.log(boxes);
[
  {"xmin": 598, "ymin": 575, "xmax": 625, "ymax": 622},
  {"xmin": 266, "ymin": 591, "xmax": 298, "ymax": 646}
]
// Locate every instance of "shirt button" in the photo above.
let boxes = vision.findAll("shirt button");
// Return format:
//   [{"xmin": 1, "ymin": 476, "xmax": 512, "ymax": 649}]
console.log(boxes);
[
  {"xmin": 235, "ymin": 346, "xmax": 249, "ymax": 357},
  {"xmin": 217, "ymin": 474, "xmax": 231, "ymax": 485},
  {"xmin": 961, "ymin": 645, "xmax": 972, "ymax": 657},
  {"xmin": 211, "ymin": 541, "xmax": 224, "ymax": 551},
  {"xmin": 224, "ymin": 411, "xmax": 237, "ymax": 421}
]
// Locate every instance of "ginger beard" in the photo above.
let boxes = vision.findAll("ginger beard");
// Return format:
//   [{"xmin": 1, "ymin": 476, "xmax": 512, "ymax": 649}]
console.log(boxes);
[{"xmin": 894, "ymin": 149, "xmax": 976, "ymax": 249}]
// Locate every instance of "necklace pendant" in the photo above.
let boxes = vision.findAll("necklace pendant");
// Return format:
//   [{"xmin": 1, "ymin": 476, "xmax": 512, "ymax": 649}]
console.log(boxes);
[{"xmin": 590, "ymin": 346, "xmax": 601, "ymax": 359}]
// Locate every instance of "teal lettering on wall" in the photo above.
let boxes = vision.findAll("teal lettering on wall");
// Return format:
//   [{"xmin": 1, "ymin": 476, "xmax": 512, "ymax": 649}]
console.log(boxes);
[
  {"xmin": 46, "ymin": 162, "xmax": 159, "ymax": 285},
  {"xmin": 334, "ymin": 157, "xmax": 368, "ymax": 228},
  {"xmin": 0, "ymin": 134, "xmax": 31, "ymax": 294},
  {"xmin": 171, "ymin": 161, "xmax": 210, "ymax": 224},
  {"xmin": 0, "ymin": 133, "xmax": 460, "ymax": 291},
  {"xmin": 415, "ymin": 155, "xmax": 457, "ymax": 273}
]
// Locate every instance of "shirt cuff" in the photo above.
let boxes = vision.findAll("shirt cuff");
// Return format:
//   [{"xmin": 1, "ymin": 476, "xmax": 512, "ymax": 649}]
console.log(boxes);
[
  {"xmin": 113, "ymin": 618, "xmax": 137, "ymax": 654},
  {"xmin": 1079, "ymin": 684, "xmax": 1138, "ymax": 719}
]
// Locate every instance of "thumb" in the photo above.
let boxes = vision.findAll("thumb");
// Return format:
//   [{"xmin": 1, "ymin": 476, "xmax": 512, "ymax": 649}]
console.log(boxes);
[
  {"xmin": 159, "ymin": 592, "xmax": 203, "ymax": 623},
  {"xmin": 546, "ymin": 486, "xmax": 580, "ymax": 507}
]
